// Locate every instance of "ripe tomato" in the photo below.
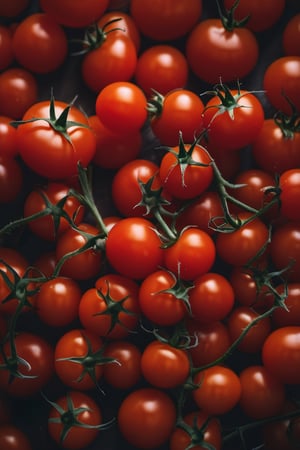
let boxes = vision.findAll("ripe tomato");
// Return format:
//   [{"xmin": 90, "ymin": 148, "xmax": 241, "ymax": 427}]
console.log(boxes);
[
  {"xmin": 202, "ymin": 88, "xmax": 265, "ymax": 151},
  {"xmin": 0, "ymin": 68, "xmax": 38, "ymax": 119},
  {"xmin": 263, "ymin": 401, "xmax": 300, "ymax": 450},
  {"xmin": 163, "ymin": 227, "xmax": 216, "ymax": 281},
  {"xmin": 0, "ymin": 425, "xmax": 32, "ymax": 450},
  {"xmin": 186, "ymin": 19, "xmax": 258, "ymax": 84},
  {"xmin": 0, "ymin": 331, "xmax": 54, "ymax": 397},
  {"xmin": 0, "ymin": 156, "xmax": 23, "ymax": 203},
  {"xmin": 169, "ymin": 410, "xmax": 222, "ymax": 450},
  {"xmin": 135, "ymin": 45, "xmax": 189, "ymax": 98},
  {"xmin": 0, "ymin": 116, "xmax": 18, "ymax": 158},
  {"xmin": 97, "ymin": 11, "xmax": 141, "ymax": 52},
  {"xmin": 130, "ymin": 0, "xmax": 202, "ymax": 41},
  {"xmin": 262, "ymin": 326, "xmax": 300, "ymax": 384},
  {"xmin": 12, "ymin": 13, "xmax": 68, "ymax": 74},
  {"xmin": 40, "ymin": 0, "xmax": 109, "ymax": 28},
  {"xmin": 150, "ymin": 89, "xmax": 205, "ymax": 147},
  {"xmin": 272, "ymin": 283, "xmax": 300, "ymax": 328},
  {"xmin": 0, "ymin": 26, "xmax": 14, "ymax": 72},
  {"xmin": 35, "ymin": 276, "xmax": 82, "ymax": 327},
  {"xmin": 140, "ymin": 340, "xmax": 190, "ymax": 388},
  {"xmin": 118, "ymin": 387, "xmax": 176, "ymax": 449},
  {"xmin": 16, "ymin": 99, "xmax": 96, "ymax": 179},
  {"xmin": 103, "ymin": 340, "xmax": 142, "ymax": 389},
  {"xmin": 263, "ymin": 56, "xmax": 300, "ymax": 114},
  {"xmin": 239, "ymin": 365, "xmax": 286, "ymax": 419},
  {"xmin": 0, "ymin": 0, "xmax": 29, "ymax": 17},
  {"xmin": 23, "ymin": 182, "xmax": 85, "ymax": 241},
  {"xmin": 279, "ymin": 169, "xmax": 300, "ymax": 221},
  {"xmin": 105, "ymin": 217, "xmax": 164, "ymax": 280},
  {"xmin": 47, "ymin": 391, "xmax": 103, "ymax": 449},
  {"xmin": 270, "ymin": 221, "xmax": 300, "ymax": 282},
  {"xmin": 193, "ymin": 365, "xmax": 242, "ymax": 415},
  {"xmin": 95, "ymin": 81, "xmax": 148, "ymax": 134},
  {"xmin": 188, "ymin": 272, "xmax": 235, "ymax": 323},
  {"xmin": 79, "ymin": 273, "xmax": 140, "ymax": 339},
  {"xmin": 283, "ymin": 13, "xmax": 300, "ymax": 56}
]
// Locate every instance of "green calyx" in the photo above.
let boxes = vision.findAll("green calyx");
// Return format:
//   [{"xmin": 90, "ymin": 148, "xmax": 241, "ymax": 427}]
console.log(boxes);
[{"xmin": 216, "ymin": 0, "xmax": 249, "ymax": 31}]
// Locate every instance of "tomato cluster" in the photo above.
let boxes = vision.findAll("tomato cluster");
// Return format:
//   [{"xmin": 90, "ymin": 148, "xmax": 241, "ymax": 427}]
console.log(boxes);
[{"xmin": 0, "ymin": 1, "xmax": 300, "ymax": 450}]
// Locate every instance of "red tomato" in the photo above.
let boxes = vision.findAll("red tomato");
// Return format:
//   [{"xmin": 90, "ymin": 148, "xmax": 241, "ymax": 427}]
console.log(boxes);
[
  {"xmin": 188, "ymin": 272, "xmax": 235, "ymax": 323},
  {"xmin": 97, "ymin": 11, "xmax": 141, "ymax": 52},
  {"xmin": 0, "ymin": 68, "xmax": 38, "ymax": 119},
  {"xmin": 263, "ymin": 56, "xmax": 300, "ymax": 114},
  {"xmin": 88, "ymin": 115, "xmax": 141, "ymax": 169},
  {"xmin": 79, "ymin": 273, "xmax": 140, "ymax": 339},
  {"xmin": 272, "ymin": 283, "xmax": 300, "ymax": 328},
  {"xmin": 263, "ymin": 401, "xmax": 300, "ymax": 450},
  {"xmin": 150, "ymin": 89, "xmax": 205, "ymax": 147},
  {"xmin": 130, "ymin": 0, "xmax": 202, "ymax": 41},
  {"xmin": 283, "ymin": 13, "xmax": 300, "ymax": 56},
  {"xmin": 0, "ymin": 116, "xmax": 18, "ymax": 158},
  {"xmin": 47, "ymin": 391, "xmax": 103, "ymax": 449},
  {"xmin": 163, "ymin": 227, "xmax": 216, "ymax": 281},
  {"xmin": 118, "ymin": 387, "xmax": 176, "ymax": 449},
  {"xmin": 169, "ymin": 410, "xmax": 222, "ymax": 450},
  {"xmin": 16, "ymin": 99, "xmax": 96, "ymax": 179},
  {"xmin": 95, "ymin": 81, "xmax": 148, "ymax": 134},
  {"xmin": 262, "ymin": 326, "xmax": 300, "ymax": 384},
  {"xmin": 103, "ymin": 340, "xmax": 142, "ymax": 389},
  {"xmin": 0, "ymin": 0, "xmax": 29, "ymax": 17},
  {"xmin": 186, "ymin": 19, "xmax": 258, "ymax": 84},
  {"xmin": 0, "ymin": 26, "xmax": 14, "ymax": 71},
  {"xmin": 193, "ymin": 365, "xmax": 242, "ymax": 415},
  {"xmin": 12, "ymin": 13, "xmax": 68, "ymax": 74},
  {"xmin": 0, "ymin": 156, "xmax": 23, "ymax": 203},
  {"xmin": 270, "ymin": 221, "xmax": 300, "ymax": 282},
  {"xmin": 23, "ymin": 182, "xmax": 85, "ymax": 241},
  {"xmin": 40, "ymin": 0, "xmax": 109, "ymax": 28},
  {"xmin": 135, "ymin": 45, "xmax": 189, "ymax": 98},
  {"xmin": 141, "ymin": 340, "xmax": 190, "ymax": 388},
  {"xmin": 105, "ymin": 217, "xmax": 164, "ymax": 280},
  {"xmin": 239, "ymin": 365, "xmax": 286, "ymax": 419},
  {"xmin": 0, "ymin": 425, "xmax": 32, "ymax": 450},
  {"xmin": 279, "ymin": 169, "xmax": 300, "ymax": 221},
  {"xmin": 0, "ymin": 331, "xmax": 54, "ymax": 397},
  {"xmin": 35, "ymin": 276, "xmax": 81, "ymax": 327}
]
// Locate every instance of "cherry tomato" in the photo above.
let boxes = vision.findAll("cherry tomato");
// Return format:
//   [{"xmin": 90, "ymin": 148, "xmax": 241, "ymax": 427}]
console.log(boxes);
[
  {"xmin": 118, "ymin": 387, "xmax": 177, "ymax": 449},
  {"xmin": 270, "ymin": 221, "xmax": 300, "ymax": 282},
  {"xmin": 272, "ymin": 283, "xmax": 300, "ymax": 328},
  {"xmin": 0, "ymin": 156, "xmax": 23, "ymax": 204},
  {"xmin": 0, "ymin": 425, "xmax": 32, "ymax": 450},
  {"xmin": 279, "ymin": 169, "xmax": 300, "ymax": 221},
  {"xmin": 0, "ymin": 26, "xmax": 14, "ymax": 72},
  {"xmin": 0, "ymin": 116, "xmax": 18, "ymax": 158},
  {"xmin": 97, "ymin": 11, "xmax": 141, "ymax": 52},
  {"xmin": 0, "ymin": 0, "xmax": 29, "ymax": 17},
  {"xmin": 283, "ymin": 13, "xmax": 300, "ymax": 56}
]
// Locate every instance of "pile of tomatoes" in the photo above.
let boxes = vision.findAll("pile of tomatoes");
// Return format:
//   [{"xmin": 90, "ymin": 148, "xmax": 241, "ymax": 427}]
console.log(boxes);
[{"xmin": 0, "ymin": 0, "xmax": 300, "ymax": 449}]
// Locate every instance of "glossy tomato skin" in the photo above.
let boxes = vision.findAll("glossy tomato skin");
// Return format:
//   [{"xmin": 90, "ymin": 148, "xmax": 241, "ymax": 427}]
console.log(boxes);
[
  {"xmin": 0, "ymin": 116, "xmax": 18, "ymax": 158},
  {"xmin": 262, "ymin": 326, "xmax": 300, "ymax": 384},
  {"xmin": 97, "ymin": 11, "xmax": 141, "ymax": 52},
  {"xmin": 0, "ymin": 156, "xmax": 23, "ymax": 203},
  {"xmin": 270, "ymin": 221, "xmax": 300, "ymax": 282},
  {"xmin": 186, "ymin": 19, "xmax": 259, "ymax": 84},
  {"xmin": 105, "ymin": 217, "xmax": 164, "ymax": 280},
  {"xmin": 272, "ymin": 283, "xmax": 300, "ymax": 328},
  {"xmin": 118, "ymin": 387, "xmax": 177, "ymax": 449},
  {"xmin": 279, "ymin": 169, "xmax": 300, "ymax": 221},
  {"xmin": 0, "ymin": 425, "xmax": 32, "ymax": 450}
]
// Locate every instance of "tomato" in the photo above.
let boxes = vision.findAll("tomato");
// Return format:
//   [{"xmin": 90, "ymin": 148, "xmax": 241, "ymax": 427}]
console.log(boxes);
[
  {"xmin": 186, "ymin": 19, "xmax": 259, "ymax": 84},
  {"xmin": 0, "ymin": 0, "xmax": 29, "ymax": 17},
  {"xmin": 33, "ymin": 251, "xmax": 57, "ymax": 278},
  {"xmin": 79, "ymin": 273, "xmax": 140, "ymax": 339},
  {"xmin": 35, "ymin": 276, "xmax": 81, "ymax": 327},
  {"xmin": 130, "ymin": 0, "xmax": 202, "ymax": 41},
  {"xmin": 0, "ymin": 68, "xmax": 38, "ymax": 119},
  {"xmin": 262, "ymin": 326, "xmax": 300, "ymax": 384},
  {"xmin": 141, "ymin": 340, "xmax": 190, "ymax": 389},
  {"xmin": 239, "ymin": 365, "xmax": 286, "ymax": 419},
  {"xmin": 81, "ymin": 30, "xmax": 137, "ymax": 93},
  {"xmin": 263, "ymin": 401, "xmax": 300, "ymax": 450},
  {"xmin": 188, "ymin": 272, "xmax": 235, "ymax": 324},
  {"xmin": 163, "ymin": 227, "xmax": 216, "ymax": 281},
  {"xmin": 23, "ymin": 182, "xmax": 85, "ymax": 241},
  {"xmin": 0, "ymin": 26, "xmax": 14, "ymax": 72},
  {"xmin": 251, "ymin": 117, "xmax": 300, "ymax": 174},
  {"xmin": 0, "ymin": 156, "xmax": 23, "ymax": 204},
  {"xmin": 103, "ymin": 340, "xmax": 142, "ymax": 389},
  {"xmin": 97, "ymin": 11, "xmax": 141, "ymax": 52},
  {"xmin": 47, "ymin": 391, "xmax": 103, "ymax": 449},
  {"xmin": 169, "ymin": 410, "xmax": 222, "ymax": 450},
  {"xmin": 88, "ymin": 115, "xmax": 142, "ymax": 169},
  {"xmin": 0, "ymin": 116, "xmax": 18, "ymax": 158},
  {"xmin": 272, "ymin": 283, "xmax": 300, "ymax": 328},
  {"xmin": 202, "ymin": 88, "xmax": 265, "ymax": 151},
  {"xmin": 105, "ymin": 217, "xmax": 164, "ymax": 280},
  {"xmin": 193, "ymin": 365, "xmax": 242, "ymax": 415},
  {"xmin": 138, "ymin": 269, "xmax": 188, "ymax": 326},
  {"xmin": 118, "ymin": 387, "xmax": 176, "ymax": 449},
  {"xmin": 159, "ymin": 141, "xmax": 213, "ymax": 200},
  {"xmin": 186, "ymin": 319, "xmax": 231, "ymax": 368},
  {"xmin": 95, "ymin": 81, "xmax": 148, "ymax": 134},
  {"xmin": 279, "ymin": 169, "xmax": 300, "ymax": 221},
  {"xmin": 223, "ymin": 0, "xmax": 285, "ymax": 32},
  {"xmin": 283, "ymin": 13, "xmax": 300, "ymax": 56},
  {"xmin": 0, "ymin": 331, "xmax": 54, "ymax": 397},
  {"xmin": 135, "ymin": 45, "xmax": 189, "ymax": 98},
  {"xmin": 40, "ymin": 0, "xmax": 109, "ymax": 28},
  {"xmin": 216, "ymin": 212, "xmax": 269, "ymax": 267},
  {"xmin": 55, "ymin": 223, "xmax": 103, "ymax": 280},
  {"xmin": 270, "ymin": 221, "xmax": 300, "ymax": 282},
  {"xmin": 0, "ymin": 425, "xmax": 32, "ymax": 450},
  {"xmin": 263, "ymin": 56, "xmax": 300, "ymax": 114},
  {"xmin": 205, "ymin": 141, "xmax": 242, "ymax": 180},
  {"xmin": 150, "ymin": 88, "xmax": 205, "ymax": 147},
  {"xmin": 12, "ymin": 13, "xmax": 68, "ymax": 74},
  {"xmin": 16, "ymin": 99, "xmax": 96, "ymax": 180}
]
